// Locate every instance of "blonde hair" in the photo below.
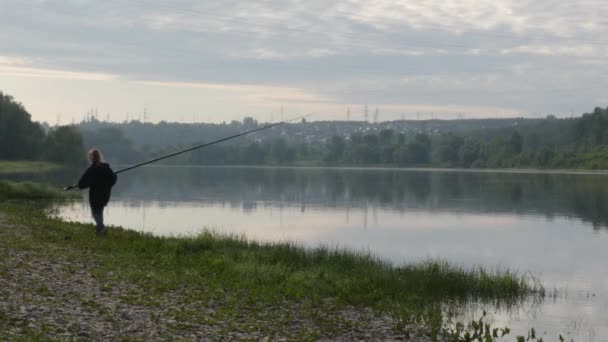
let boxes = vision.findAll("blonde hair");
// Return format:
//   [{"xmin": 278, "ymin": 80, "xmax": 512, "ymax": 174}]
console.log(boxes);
[{"xmin": 88, "ymin": 148, "xmax": 104, "ymax": 164}]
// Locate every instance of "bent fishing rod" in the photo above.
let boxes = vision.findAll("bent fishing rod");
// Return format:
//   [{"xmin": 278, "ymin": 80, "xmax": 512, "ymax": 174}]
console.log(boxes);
[{"xmin": 64, "ymin": 114, "xmax": 310, "ymax": 190}]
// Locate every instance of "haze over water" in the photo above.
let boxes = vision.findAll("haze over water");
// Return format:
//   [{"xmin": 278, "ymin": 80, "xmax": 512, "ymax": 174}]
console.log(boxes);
[{"xmin": 50, "ymin": 166, "xmax": 608, "ymax": 340}]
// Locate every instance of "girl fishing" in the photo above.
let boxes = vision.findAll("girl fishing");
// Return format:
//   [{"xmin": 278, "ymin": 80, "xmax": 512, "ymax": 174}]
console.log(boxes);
[
  {"xmin": 64, "ymin": 115, "xmax": 307, "ymax": 235},
  {"xmin": 73, "ymin": 149, "xmax": 117, "ymax": 236}
]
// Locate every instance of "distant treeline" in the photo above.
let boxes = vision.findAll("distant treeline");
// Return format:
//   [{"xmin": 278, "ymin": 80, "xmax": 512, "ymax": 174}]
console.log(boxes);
[
  {"xmin": 322, "ymin": 109, "xmax": 608, "ymax": 169},
  {"xmin": 0, "ymin": 92, "xmax": 85, "ymax": 164},
  {"xmin": 80, "ymin": 107, "xmax": 608, "ymax": 169},
  {"xmin": 3, "ymin": 90, "xmax": 608, "ymax": 169}
]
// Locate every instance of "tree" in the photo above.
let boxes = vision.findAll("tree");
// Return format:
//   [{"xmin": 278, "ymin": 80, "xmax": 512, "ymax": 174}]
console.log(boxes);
[
  {"xmin": 271, "ymin": 138, "xmax": 295, "ymax": 164},
  {"xmin": 0, "ymin": 92, "xmax": 45, "ymax": 159},
  {"xmin": 510, "ymin": 131, "xmax": 523, "ymax": 154},
  {"xmin": 363, "ymin": 134, "xmax": 379, "ymax": 146},
  {"xmin": 379, "ymin": 146, "xmax": 395, "ymax": 164},
  {"xmin": 393, "ymin": 146, "xmax": 410, "ymax": 165},
  {"xmin": 243, "ymin": 117, "xmax": 258, "ymax": 130},
  {"xmin": 536, "ymin": 146, "xmax": 555, "ymax": 166},
  {"xmin": 392, "ymin": 133, "xmax": 430, "ymax": 166},
  {"xmin": 244, "ymin": 142, "xmax": 266, "ymax": 164},
  {"xmin": 350, "ymin": 132, "xmax": 364, "ymax": 145},
  {"xmin": 435, "ymin": 133, "xmax": 463, "ymax": 166},
  {"xmin": 351, "ymin": 144, "xmax": 378, "ymax": 164},
  {"xmin": 83, "ymin": 126, "xmax": 141, "ymax": 164},
  {"xmin": 484, "ymin": 137, "xmax": 511, "ymax": 167},
  {"xmin": 43, "ymin": 126, "xmax": 86, "ymax": 164},
  {"xmin": 459, "ymin": 138, "xmax": 482, "ymax": 167},
  {"xmin": 524, "ymin": 133, "xmax": 541, "ymax": 151},
  {"xmin": 325, "ymin": 135, "xmax": 345, "ymax": 162},
  {"xmin": 379, "ymin": 129, "xmax": 394, "ymax": 145}
]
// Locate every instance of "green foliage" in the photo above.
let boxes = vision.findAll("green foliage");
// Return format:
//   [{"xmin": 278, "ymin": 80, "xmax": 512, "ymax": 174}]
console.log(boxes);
[
  {"xmin": 0, "ymin": 92, "xmax": 45, "ymax": 160},
  {"xmin": 271, "ymin": 138, "xmax": 296, "ymax": 164},
  {"xmin": 0, "ymin": 91, "xmax": 86, "ymax": 165},
  {"xmin": 8, "ymin": 88, "xmax": 607, "ymax": 170},
  {"xmin": 0, "ymin": 180, "xmax": 77, "ymax": 200},
  {"xmin": 324, "ymin": 135, "xmax": 345, "ymax": 163},
  {"xmin": 43, "ymin": 126, "xmax": 86, "ymax": 165},
  {"xmin": 317, "ymin": 106, "xmax": 608, "ymax": 169},
  {"xmin": 435, "ymin": 134, "xmax": 464, "ymax": 166},
  {"xmin": 0, "ymin": 161, "xmax": 61, "ymax": 174},
  {"xmin": 510, "ymin": 131, "xmax": 523, "ymax": 154},
  {"xmin": 459, "ymin": 138, "xmax": 482, "ymax": 166},
  {"xmin": 442, "ymin": 312, "xmax": 554, "ymax": 342},
  {"xmin": 67, "ymin": 106, "xmax": 608, "ymax": 170},
  {"xmin": 81, "ymin": 126, "xmax": 141, "ymax": 164}
]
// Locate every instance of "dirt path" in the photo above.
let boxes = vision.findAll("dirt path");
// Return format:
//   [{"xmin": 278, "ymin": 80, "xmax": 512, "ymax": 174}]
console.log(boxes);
[{"xmin": 0, "ymin": 211, "xmax": 430, "ymax": 341}]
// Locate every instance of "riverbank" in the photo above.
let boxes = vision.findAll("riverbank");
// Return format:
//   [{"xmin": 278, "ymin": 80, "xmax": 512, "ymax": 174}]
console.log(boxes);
[
  {"xmin": 0, "ymin": 161, "xmax": 62, "ymax": 175},
  {"xmin": 0, "ymin": 209, "xmax": 411, "ymax": 341},
  {"xmin": 0, "ymin": 183, "xmax": 543, "ymax": 341}
]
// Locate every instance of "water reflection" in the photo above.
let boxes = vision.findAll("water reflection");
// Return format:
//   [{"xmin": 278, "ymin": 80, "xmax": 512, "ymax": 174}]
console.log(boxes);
[
  {"xmin": 80, "ymin": 166, "xmax": 608, "ymax": 230},
  {"xmin": 50, "ymin": 166, "xmax": 608, "ymax": 341}
]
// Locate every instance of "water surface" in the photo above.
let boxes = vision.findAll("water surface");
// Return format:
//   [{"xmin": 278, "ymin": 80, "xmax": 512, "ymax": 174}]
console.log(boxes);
[{"xmin": 51, "ymin": 166, "xmax": 608, "ymax": 340}]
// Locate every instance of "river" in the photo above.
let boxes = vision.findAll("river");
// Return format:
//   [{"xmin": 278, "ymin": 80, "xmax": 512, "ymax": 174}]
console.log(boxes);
[{"xmin": 45, "ymin": 166, "xmax": 608, "ymax": 341}]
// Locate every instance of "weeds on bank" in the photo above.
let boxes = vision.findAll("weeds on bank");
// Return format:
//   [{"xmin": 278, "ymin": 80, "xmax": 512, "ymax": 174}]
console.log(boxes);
[
  {"xmin": 443, "ymin": 314, "xmax": 574, "ymax": 342},
  {"xmin": 0, "ymin": 180, "xmax": 77, "ymax": 201},
  {"xmin": 0, "ymin": 161, "xmax": 62, "ymax": 174}
]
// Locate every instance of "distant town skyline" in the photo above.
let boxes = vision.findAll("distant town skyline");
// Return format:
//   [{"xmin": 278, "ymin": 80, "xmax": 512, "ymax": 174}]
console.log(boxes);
[{"xmin": 1, "ymin": 0, "xmax": 607, "ymax": 123}]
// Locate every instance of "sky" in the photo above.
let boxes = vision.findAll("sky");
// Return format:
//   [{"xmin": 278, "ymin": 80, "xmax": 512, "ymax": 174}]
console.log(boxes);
[{"xmin": 1, "ymin": 0, "xmax": 608, "ymax": 123}]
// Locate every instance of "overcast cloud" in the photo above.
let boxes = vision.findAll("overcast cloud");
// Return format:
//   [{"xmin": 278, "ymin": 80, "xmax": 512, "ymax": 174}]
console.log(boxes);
[{"xmin": 1, "ymin": 0, "xmax": 607, "ymax": 122}]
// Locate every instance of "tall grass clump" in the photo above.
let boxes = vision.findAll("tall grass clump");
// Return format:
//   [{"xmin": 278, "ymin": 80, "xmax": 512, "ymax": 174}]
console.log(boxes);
[
  {"xmin": 0, "ymin": 180, "xmax": 75, "ymax": 201},
  {"xmin": 64, "ymin": 227, "xmax": 540, "ymax": 312},
  {"xmin": 168, "ymin": 231, "xmax": 541, "ymax": 304},
  {"xmin": 0, "ymin": 161, "xmax": 61, "ymax": 174}
]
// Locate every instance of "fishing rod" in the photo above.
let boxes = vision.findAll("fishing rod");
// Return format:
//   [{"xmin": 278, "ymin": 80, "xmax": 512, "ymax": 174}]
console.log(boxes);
[{"xmin": 64, "ymin": 114, "xmax": 311, "ymax": 190}]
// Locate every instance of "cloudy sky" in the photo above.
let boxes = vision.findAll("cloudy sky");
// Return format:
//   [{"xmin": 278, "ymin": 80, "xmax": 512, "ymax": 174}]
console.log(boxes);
[{"xmin": 1, "ymin": 0, "xmax": 607, "ymax": 123}]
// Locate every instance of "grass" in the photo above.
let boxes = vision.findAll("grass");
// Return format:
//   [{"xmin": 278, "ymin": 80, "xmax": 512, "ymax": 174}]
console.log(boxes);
[
  {"xmin": 0, "ymin": 179, "xmax": 78, "ymax": 201},
  {"xmin": 0, "ymin": 160, "xmax": 62, "ymax": 174}
]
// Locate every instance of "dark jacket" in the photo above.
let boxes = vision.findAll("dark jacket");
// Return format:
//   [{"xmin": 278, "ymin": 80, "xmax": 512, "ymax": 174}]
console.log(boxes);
[{"xmin": 78, "ymin": 162, "xmax": 117, "ymax": 208}]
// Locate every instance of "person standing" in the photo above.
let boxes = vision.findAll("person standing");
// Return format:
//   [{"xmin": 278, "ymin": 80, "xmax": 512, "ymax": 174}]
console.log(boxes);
[{"xmin": 74, "ymin": 149, "xmax": 117, "ymax": 236}]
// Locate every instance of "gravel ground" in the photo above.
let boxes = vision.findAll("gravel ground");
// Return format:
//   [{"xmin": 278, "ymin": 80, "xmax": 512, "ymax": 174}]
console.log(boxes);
[{"xmin": 0, "ymin": 212, "xmax": 434, "ymax": 341}]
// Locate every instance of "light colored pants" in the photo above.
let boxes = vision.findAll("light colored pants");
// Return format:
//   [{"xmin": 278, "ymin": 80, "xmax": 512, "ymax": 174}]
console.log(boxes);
[{"xmin": 91, "ymin": 206, "xmax": 105, "ymax": 236}]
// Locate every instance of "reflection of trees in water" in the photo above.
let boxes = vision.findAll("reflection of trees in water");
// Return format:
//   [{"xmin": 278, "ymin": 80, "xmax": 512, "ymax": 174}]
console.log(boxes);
[{"xmin": 96, "ymin": 167, "xmax": 608, "ymax": 230}]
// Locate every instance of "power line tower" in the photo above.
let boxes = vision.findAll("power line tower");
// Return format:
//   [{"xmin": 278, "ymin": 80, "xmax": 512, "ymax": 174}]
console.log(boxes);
[
  {"xmin": 143, "ymin": 108, "xmax": 148, "ymax": 123},
  {"xmin": 373, "ymin": 107, "xmax": 379, "ymax": 123},
  {"xmin": 364, "ymin": 104, "xmax": 369, "ymax": 122},
  {"xmin": 346, "ymin": 107, "xmax": 351, "ymax": 121}
]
